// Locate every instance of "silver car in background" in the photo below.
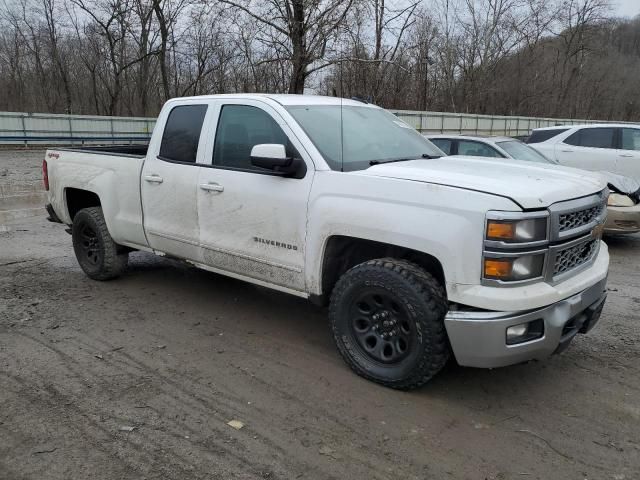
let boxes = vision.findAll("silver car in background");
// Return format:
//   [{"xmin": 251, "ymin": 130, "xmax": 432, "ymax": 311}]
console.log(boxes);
[{"xmin": 427, "ymin": 134, "xmax": 640, "ymax": 235}]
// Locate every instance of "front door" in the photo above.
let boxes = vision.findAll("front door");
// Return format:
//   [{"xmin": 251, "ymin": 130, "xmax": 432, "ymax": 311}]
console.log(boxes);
[{"xmin": 196, "ymin": 101, "xmax": 314, "ymax": 292}]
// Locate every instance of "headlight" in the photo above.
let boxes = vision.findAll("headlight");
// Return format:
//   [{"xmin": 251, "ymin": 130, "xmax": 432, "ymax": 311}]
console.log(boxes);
[
  {"xmin": 486, "ymin": 217, "xmax": 547, "ymax": 243},
  {"xmin": 607, "ymin": 193, "xmax": 635, "ymax": 207},
  {"xmin": 483, "ymin": 212, "xmax": 549, "ymax": 285},
  {"xmin": 483, "ymin": 253, "xmax": 546, "ymax": 282}
]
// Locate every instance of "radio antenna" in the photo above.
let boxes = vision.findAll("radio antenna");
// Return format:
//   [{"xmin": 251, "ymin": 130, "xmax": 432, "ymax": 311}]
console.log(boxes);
[{"xmin": 339, "ymin": 40, "xmax": 344, "ymax": 172}]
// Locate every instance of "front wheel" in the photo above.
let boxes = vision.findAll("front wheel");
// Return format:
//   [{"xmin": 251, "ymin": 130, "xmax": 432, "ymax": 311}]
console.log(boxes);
[
  {"xmin": 72, "ymin": 207, "xmax": 128, "ymax": 281},
  {"xmin": 329, "ymin": 258, "xmax": 449, "ymax": 390}
]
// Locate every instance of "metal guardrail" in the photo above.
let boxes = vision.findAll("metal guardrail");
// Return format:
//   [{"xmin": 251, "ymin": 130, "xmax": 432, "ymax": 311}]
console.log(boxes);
[
  {"xmin": 0, "ymin": 109, "xmax": 631, "ymax": 146},
  {"xmin": 0, "ymin": 111, "xmax": 154, "ymax": 146},
  {"xmin": 0, "ymin": 135, "xmax": 151, "ymax": 144},
  {"xmin": 388, "ymin": 110, "xmax": 610, "ymax": 137}
]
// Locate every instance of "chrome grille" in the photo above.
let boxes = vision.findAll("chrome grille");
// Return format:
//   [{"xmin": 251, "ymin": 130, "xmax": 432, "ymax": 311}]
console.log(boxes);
[
  {"xmin": 553, "ymin": 238, "xmax": 598, "ymax": 276},
  {"xmin": 558, "ymin": 203, "xmax": 604, "ymax": 233}
]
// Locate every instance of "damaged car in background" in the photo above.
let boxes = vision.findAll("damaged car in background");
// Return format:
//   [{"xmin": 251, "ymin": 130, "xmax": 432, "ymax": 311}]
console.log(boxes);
[
  {"xmin": 603, "ymin": 173, "xmax": 640, "ymax": 234},
  {"xmin": 427, "ymin": 134, "xmax": 640, "ymax": 235}
]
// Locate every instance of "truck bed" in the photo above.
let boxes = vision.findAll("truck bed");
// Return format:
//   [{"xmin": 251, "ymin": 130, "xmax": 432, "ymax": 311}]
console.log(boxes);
[
  {"xmin": 45, "ymin": 146, "xmax": 149, "ymax": 249},
  {"xmin": 57, "ymin": 144, "xmax": 149, "ymax": 157}
]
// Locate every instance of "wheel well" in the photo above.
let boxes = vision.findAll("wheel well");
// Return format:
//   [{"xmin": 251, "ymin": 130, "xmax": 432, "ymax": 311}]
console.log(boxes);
[
  {"xmin": 65, "ymin": 188, "xmax": 101, "ymax": 220},
  {"xmin": 320, "ymin": 235, "xmax": 445, "ymax": 302}
]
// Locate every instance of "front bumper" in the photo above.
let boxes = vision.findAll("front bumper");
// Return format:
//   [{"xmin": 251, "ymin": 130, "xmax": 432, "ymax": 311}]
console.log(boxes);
[
  {"xmin": 444, "ymin": 277, "xmax": 607, "ymax": 368},
  {"xmin": 605, "ymin": 203, "xmax": 640, "ymax": 234}
]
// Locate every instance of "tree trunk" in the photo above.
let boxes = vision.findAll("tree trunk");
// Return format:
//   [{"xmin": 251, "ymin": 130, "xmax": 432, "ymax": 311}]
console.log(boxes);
[
  {"xmin": 153, "ymin": 0, "xmax": 171, "ymax": 101},
  {"xmin": 288, "ymin": 0, "xmax": 306, "ymax": 94}
]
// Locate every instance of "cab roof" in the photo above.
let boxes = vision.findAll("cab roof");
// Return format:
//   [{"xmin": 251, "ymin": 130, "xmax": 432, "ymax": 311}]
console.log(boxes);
[
  {"xmin": 533, "ymin": 123, "xmax": 638, "ymax": 131},
  {"xmin": 166, "ymin": 93, "xmax": 378, "ymax": 108}
]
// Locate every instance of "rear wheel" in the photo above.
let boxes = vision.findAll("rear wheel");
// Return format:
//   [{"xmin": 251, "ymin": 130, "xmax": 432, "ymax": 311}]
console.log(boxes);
[
  {"xmin": 329, "ymin": 258, "xmax": 449, "ymax": 390},
  {"xmin": 72, "ymin": 207, "xmax": 127, "ymax": 280}
]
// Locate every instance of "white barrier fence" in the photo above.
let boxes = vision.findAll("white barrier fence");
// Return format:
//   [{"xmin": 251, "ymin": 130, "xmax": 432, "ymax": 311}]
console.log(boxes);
[
  {"xmin": 0, "ymin": 111, "xmax": 154, "ymax": 146},
  {"xmin": 0, "ymin": 108, "xmax": 620, "ymax": 146},
  {"xmin": 389, "ymin": 110, "xmax": 604, "ymax": 137}
]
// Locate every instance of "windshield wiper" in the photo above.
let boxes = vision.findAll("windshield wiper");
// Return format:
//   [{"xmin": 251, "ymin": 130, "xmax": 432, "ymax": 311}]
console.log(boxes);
[{"xmin": 369, "ymin": 153, "xmax": 441, "ymax": 166}]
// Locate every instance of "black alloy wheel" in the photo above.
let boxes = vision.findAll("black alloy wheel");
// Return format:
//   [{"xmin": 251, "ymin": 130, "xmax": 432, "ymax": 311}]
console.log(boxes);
[
  {"xmin": 349, "ymin": 290, "xmax": 415, "ymax": 364},
  {"xmin": 72, "ymin": 207, "xmax": 128, "ymax": 280},
  {"xmin": 330, "ymin": 258, "xmax": 450, "ymax": 390},
  {"xmin": 77, "ymin": 222, "xmax": 103, "ymax": 266}
]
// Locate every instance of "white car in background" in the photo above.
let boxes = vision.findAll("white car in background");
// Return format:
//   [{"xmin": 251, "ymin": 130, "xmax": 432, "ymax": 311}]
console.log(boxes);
[
  {"xmin": 427, "ymin": 134, "xmax": 640, "ymax": 235},
  {"xmin": 525, "ymin": 124, "xmax": 640, "ymax": 181},
  {"xmin": 428, "ymin": 134, "xmax": 550, "ymax": 163}
]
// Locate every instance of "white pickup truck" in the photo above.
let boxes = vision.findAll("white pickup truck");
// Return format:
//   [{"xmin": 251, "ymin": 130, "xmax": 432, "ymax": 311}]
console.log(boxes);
[{"xmin": 44, "ymin": 94, "xmax": 609, "ymax": 389}]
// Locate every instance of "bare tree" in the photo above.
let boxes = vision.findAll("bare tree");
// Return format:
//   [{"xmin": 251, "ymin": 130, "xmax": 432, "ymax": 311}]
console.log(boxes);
[
  {"xmin": 217, "ymin": 0, "xmax": 355, "ymax": 93},
  {"xmin": 131, "ymin": 0, "xmax": 158, "ymax": 115},
  {"xmin": 0, "ymin": 0, "xmax": 639, "ymax": 121},
  {"xmin": 551, "ymin": 0, "xmax": 611, "ymax": 116},
  {"xmin": 69, "ymin": 0, "xmax": 161, "ymax": 114}
]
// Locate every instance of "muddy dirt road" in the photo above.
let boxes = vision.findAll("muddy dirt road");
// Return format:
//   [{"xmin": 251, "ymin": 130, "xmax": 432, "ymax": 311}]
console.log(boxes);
[{"xmin": 1, "ymin": 151, "xmax": 639, "ymax": 480}]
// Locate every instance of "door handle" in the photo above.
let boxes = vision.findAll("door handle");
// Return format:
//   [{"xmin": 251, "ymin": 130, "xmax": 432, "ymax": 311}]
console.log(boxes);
[
  {"xmin": 144, "ymin": 175, "xmax": 164, "ymax": 184},
  {"xmin": 200, "ymin": 182, "xmax": 224, "ymax": 193},
  {"xmin": 619, "ymin": 153, "xmax": 634, "ymax": 157},
  {"xmin": 560, "ymin": 149, "xmax": 574, "ymax": 153}
]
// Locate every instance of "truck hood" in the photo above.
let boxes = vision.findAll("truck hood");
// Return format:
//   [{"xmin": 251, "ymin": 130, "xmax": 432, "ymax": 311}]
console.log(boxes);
[{"xmin": 361, "ymin": 156, "xmax": 606, "ymax": 209}]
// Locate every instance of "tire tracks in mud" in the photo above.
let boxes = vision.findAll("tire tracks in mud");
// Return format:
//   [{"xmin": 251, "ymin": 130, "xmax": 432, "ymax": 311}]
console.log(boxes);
[
  {"xmin": 44, "ymin": 296, "xmax": 455, "ymax": 480},
  {"xmin": 9, "ymin": 321, "xmax": 433, "ymax": 480},
  {"xmin": 3, "ymin": 331, "xmax": 288, "ymax": 479},
  {"xmin": 4, "ymin": 260, "xmax": 415, "ymax": 476},
  {"xmin": 2, "ymin": 212, "xmax": 640, "ymax": 480}
]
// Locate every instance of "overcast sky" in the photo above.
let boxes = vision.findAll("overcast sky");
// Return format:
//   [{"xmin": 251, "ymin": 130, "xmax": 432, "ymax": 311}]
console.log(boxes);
[{"xmin": 615, "ymin": 0, "xmax": 640, "ymax": 18}]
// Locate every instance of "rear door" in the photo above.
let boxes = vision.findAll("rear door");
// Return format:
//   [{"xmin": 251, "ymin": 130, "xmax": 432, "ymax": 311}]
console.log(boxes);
[
  {"xmin": 141, "ymin": 102, "xmax": 210, "ymax": 261},
  {"xmin": 555, "ymin": 127, "xmax": 618, "ymax": 172},
  {"xmin": 616, "ymin": 127, "xmax": 640, "ymax": 180},
  {"xmin": 196, "ymin": 99, "xmax": 314, "ymax": 292}
]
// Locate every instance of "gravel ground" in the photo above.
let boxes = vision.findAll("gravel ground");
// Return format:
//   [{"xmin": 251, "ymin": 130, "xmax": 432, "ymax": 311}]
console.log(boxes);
[
  {"xmin": 0, "ymin": 149, "xmax": 44, "ymax": 187},
  {"xmin": 1, "ymin": 150, "xmax": 639, "ymax": 480}
]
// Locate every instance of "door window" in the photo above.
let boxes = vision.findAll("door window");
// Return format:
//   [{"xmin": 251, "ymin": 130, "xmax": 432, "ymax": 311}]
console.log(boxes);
[
  {"xmin": 430, "ymin": 138, "xmax": 453, "ymax": 155},
  {"xmin": 526, "ymin": 129, "xmax": 569, "ymax": 144},
  {"xmin": 564, "ymin": 128, "xmax": 615, "ymax": 149},
  {"xmin": 621, "ymin": 128, "xmax": 640, "ymax": 151},
  {"xmin": 457, "ymin": 140, "xmax": 503, "ymax": 158},
  {"xmin": 159, "ymin": 104, "xmax": 208, "ymax": 163},
  {"xmin": 213, "ymin": 105, "xmax": 298, "ymax": 171}
]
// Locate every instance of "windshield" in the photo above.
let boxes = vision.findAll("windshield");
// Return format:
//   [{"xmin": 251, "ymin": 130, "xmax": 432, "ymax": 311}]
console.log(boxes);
[
  {"xmin": 286, "ymin": 105, "xmax": 444, "ymax": 171},
  {"xmin": 496, "ymin": 140, "xmax": 557, "ymax": 164}
]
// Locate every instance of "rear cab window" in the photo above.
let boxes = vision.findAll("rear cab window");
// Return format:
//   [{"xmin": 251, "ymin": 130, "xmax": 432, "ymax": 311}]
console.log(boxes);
[{"xmin": 159, "ymin": 104, "xmax": 208, "ymax": 163}]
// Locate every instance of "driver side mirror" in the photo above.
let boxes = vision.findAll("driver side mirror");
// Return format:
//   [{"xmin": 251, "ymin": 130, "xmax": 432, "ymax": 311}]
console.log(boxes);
[{"xmin": 250, "ymin": 144, "xmax": 305, "ymax": 178}]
